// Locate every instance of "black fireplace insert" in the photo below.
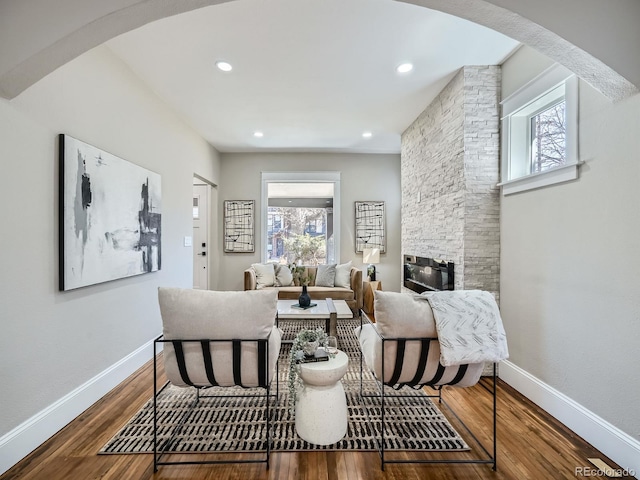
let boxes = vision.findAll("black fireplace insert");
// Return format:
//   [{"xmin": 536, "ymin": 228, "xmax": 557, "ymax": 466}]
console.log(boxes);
[{"xmin": 403, "ymin": 255, "xmax": 454, "ymax": 293}]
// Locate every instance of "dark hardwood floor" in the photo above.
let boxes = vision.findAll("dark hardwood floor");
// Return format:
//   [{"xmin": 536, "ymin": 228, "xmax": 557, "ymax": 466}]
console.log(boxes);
[{"xmin": 1, "ymin": 357, "xmax": 632, "ymax": 480}]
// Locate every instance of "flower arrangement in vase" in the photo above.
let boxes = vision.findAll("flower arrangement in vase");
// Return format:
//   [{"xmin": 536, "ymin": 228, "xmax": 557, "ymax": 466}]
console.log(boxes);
[{"xmin": 287, "ymin": 327, "xmax": 328, "ymax": 413}]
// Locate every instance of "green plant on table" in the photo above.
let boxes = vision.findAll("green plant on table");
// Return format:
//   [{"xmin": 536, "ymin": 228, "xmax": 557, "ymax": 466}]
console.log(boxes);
[{"xmin": 288, "ymin": 327, "xmax": 328, "ymax": 414}]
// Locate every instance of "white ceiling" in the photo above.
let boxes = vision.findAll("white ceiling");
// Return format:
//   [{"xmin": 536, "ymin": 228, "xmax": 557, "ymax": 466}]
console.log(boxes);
[{"xmin": 107, "ymin": 0, "xmax": 519, "ymax": 154}]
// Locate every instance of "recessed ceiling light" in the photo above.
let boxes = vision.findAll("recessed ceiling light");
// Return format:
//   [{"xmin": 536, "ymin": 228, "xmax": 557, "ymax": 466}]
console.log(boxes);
[
  {"xmin": 396, "ymin": 63, "xmax": 413, "ymax": 74},
  {"xmin": 253, "ymin": 131, "xmax": 264, "ymax": 138},
  {"xmin": 215, "ymin": 61, "xmax": 233, "ymax": 72},
  {"xmin": 362, "ymin": 131, "xmax": 373, "ymax": 138}
]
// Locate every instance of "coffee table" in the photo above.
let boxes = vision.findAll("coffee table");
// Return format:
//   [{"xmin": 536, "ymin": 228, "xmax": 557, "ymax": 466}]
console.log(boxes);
[{"xmin": 276, "ymin": 298, "xmax": 353, "ymax": 338}]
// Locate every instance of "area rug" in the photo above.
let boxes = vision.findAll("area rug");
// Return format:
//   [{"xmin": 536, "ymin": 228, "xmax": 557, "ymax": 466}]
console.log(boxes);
[{"xmin": 100, "ymin": 319, "xmax": 468, "ymax": 454}]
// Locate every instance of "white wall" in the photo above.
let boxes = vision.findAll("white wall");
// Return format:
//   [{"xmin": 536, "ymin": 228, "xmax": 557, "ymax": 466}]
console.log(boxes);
[
  {"xmin": 485, "ymin": 0, "xmax": 640, "ymax": 89},
  {"xmin": 501, "ymin": 45, "xmax": 554, "ymax": 99},
  {"xmin": 0, "ymin": 45, "xmax": 220, "ymax": 471},
  {"xmin": 500, "ymin": 46, "xmax": 640, "ymax": 466},
  {"xmin": 218, "ymin": 153, "xmax": 401, "ymax": 292}
]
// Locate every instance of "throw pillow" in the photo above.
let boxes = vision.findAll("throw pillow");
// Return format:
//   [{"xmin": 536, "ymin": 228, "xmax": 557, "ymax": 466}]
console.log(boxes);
[
  {"xmin": 315, "ymin": 263, "xmax": 337, "ymax": 287},
  {"xmin": 334, "ymin": 261, "xmax": 352, "ymax": 288},
  {"xmin": 374, "ymin": 291, "xmax": 437, "ymax": 338},
  {"xmin": 251, "ymin": 263, "xmax": 276, "ymax": 289},
  {"xmin": 274, "ymin": 264, "xmax": 293, "ymax": 287}
]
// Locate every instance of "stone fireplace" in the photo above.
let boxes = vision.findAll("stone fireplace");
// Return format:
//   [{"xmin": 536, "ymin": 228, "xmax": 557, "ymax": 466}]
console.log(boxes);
[{"xmin": 401, "ymin": 66, "xmax": 500, "ymax": 302}]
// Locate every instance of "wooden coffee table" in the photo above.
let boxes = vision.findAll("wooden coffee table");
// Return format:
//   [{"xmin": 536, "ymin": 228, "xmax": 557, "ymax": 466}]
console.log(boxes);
[{"xmin": 277, "ymin": 298, "xmax": 353, "ymax": 338}]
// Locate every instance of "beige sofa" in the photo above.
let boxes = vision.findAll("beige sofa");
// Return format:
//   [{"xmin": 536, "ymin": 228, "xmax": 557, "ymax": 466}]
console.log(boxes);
[{"xmin": 244, "ymin": 265, "xmax": 363, "ymax": 314}]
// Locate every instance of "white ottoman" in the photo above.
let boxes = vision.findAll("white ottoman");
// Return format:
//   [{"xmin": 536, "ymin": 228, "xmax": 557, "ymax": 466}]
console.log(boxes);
[{"xmin": 295, "ymin": 350, "xmax": 349, "ymax": 445}]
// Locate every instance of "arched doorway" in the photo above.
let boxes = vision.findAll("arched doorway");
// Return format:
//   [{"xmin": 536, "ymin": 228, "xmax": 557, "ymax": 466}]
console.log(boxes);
[{"xmin": 0, "ymin": 0, "xmax": 636, "ymax": 101}]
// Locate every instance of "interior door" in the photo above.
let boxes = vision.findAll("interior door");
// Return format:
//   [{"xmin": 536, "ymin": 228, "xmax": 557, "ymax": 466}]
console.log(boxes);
[{"xmin": 193, "ymin": 184, "xmax": 209, "ymax": 289}]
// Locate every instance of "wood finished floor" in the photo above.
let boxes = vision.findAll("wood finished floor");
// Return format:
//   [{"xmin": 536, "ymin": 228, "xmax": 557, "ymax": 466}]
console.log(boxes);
[{"xmin": 1, "ymin": 356, "xmax": 632, "ymax": 480}]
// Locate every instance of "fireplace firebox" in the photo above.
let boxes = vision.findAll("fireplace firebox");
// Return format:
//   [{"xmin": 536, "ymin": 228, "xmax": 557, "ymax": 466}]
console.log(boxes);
[{"xmin": 403, "ymin": 255, "xmax": 454, "ymax": 293}]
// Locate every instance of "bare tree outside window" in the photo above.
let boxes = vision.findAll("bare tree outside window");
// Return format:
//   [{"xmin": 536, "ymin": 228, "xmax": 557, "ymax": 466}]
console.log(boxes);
[{"xmin": 531, "ymin": 101, "xmax": 566, "ymax": 173}]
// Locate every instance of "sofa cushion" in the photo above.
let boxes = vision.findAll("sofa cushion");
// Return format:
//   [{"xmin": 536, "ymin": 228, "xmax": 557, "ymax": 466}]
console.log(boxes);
[
  {"xmin": 316, "ymin": 263, "xmax": 337, "ymax": 287},
  {"xmin": 276, "ymin": 286, "xmax": 354, "ymax": 302},
  {"xmin": 252, "ymin": 262, "xmax": 276, "ymax": 288},
  {"xmin": 274, "ymin": 264, "xmax": 293, "ymax": 287},
  {"xmin": 334, "ymin": 261, "xmax": 352, "ymax": 288}
]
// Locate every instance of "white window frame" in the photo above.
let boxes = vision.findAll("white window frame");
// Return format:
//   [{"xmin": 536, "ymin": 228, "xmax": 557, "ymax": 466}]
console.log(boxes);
[
  {"xmin": 260, "ymin": 171, "xmax": 340, "ymax": 263},
  {"xmin": 499, "ymin": 64, "xmax": 581, "ymax": 195}
]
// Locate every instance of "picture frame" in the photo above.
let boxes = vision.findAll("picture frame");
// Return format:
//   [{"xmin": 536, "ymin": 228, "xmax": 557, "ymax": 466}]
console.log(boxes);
[
  {"xmin": 355, "ymin": 201, "xmax": 385, "ymax": 253},
  {"xmin": 59, "ymin": 134, "xmax": 162, "ymax": 291},
  {"xmin": 224, "ymin": 200, "xmax": 255, "ymax": 253}
]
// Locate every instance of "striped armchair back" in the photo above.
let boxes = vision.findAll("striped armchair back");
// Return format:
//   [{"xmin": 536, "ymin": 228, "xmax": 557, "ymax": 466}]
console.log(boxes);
[{"xmin": 158, "ymin": 288, "xmax": 281, "ymax": 388}]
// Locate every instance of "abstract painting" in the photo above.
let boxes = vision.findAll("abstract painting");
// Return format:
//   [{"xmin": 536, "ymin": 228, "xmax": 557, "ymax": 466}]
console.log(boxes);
[
  {"xmin": 224, "ymin": 200, "xmax": 254, "ymax": 252},
  {"xmin": 59, "ymin": 134, "xmax": 161, "ymax": 291},
  {"xmin": 355, "ymin": 201, "xmax": 385, "ymax": 253}
]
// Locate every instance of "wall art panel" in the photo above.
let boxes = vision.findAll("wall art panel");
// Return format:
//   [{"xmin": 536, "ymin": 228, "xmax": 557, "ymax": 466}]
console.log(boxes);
[
  {"xmin": 224, "ymin": 200, "xmax": 254, "ymax": 252},
  {"xmin": 59, "ymin": 134, "xmax": 161, "ymax": 291},
  {"xmin": 355, "ymin": 201, "xmax": 385, "ymax": 253}
]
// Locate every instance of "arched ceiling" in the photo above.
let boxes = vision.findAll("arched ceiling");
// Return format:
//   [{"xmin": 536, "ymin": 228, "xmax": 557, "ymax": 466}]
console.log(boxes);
[
  {"xmin": 1, "ymin": 0, "xmax": 637, "ymax": 102},
  {"xmin": 0, "ymin": 0, "xmax": 637, "ymax": 153},
  {"xmin": 401, "ymin": 0, "xmax": 640, "ymax": 102}
]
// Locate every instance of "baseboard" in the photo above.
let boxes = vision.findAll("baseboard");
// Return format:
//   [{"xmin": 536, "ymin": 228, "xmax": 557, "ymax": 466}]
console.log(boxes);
[
  {"xmin": 0, "ymin": 338, "xmax": 157, "ymax": 476},
  {"xmin": 500, "ymin": 360, "xmax": 640, "ymax": 477},
  {"xmin": 3, "ymin": 351, "xmax": 637, "ymax": 477}
]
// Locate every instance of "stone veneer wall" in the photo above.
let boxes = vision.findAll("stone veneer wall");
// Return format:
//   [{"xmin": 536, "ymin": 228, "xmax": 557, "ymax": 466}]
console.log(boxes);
[{"xmin": 401, "ymin": 66, "xmax": 500, "ymax": 300}]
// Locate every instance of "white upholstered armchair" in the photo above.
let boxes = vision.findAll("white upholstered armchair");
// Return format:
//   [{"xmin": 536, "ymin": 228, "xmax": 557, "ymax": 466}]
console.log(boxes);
[
  {"xmin": 154, "ymin": 288, "xmax": 281, "ymax": 470},
  {"xmin": 356, "ymin": 290, "xmax": 502, "ymax": 471}
]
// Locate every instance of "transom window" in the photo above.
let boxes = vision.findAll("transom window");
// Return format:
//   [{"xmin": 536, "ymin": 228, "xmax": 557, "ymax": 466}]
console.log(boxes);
[{"xmin": 499, "ymin": 64, "xmax": 580, "ymax": 195}]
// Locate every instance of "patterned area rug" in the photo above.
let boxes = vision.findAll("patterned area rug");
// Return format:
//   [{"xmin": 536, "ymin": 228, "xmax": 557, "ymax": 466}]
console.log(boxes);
[{"xmin": 100, "ymin": 319, "xmax": 469, "ymax": 454}]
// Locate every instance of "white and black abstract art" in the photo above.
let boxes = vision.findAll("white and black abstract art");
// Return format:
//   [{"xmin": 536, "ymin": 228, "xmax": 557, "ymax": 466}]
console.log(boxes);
[
  {"xmin": 355, "ymin": 201, "xmax": 385, "ymax": 253},
  {"xmin": 59, "ymin": 134, "xmax": 161, "ymax": 291},
  {"xmin": 223, "ymin": 200, "xmax": 254, "ymax": 252}
]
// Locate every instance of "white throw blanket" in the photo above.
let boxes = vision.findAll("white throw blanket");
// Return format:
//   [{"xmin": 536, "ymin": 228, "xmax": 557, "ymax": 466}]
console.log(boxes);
[{"xmin": 421, "ymin": 290, "xmax": 509, "ymax": 367}]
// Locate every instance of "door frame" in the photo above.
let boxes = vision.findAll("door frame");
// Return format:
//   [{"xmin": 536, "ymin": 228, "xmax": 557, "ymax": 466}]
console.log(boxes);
[
  {"xmin": 260, "ymin": 171, "xmax": 341, "ymax": 264},
  {"xmin": 193, "ymin": 174, "xmax": 218, "ymax": 290}
]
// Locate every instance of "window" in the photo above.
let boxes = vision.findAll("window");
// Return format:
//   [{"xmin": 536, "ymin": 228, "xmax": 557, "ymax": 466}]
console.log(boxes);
[
  {"xmin": 192, "ymin": 197, "xmax": 199, "ymax": 219},
  {"xmin": 261, "ymin": 172, "xmax": 340, "ymax": 265},
  {"xmin": 267, "ymin": 203, "xmax": 329, "ymax": 264},
  {"xmin": 530, "ymin": 99, "xmax": 565, "ymax": 173},
  {"xmin": 499, "ymin": 64, "xmax": 580, "ymax": 195},
  {"xmin": 305, "ymin": 218, "xmax": 324, "ymax": 235}
]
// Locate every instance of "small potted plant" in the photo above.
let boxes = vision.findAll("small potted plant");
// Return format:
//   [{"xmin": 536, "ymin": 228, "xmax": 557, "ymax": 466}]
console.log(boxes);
[{"xmin": 288, "ymin": 327, "xmax": 328, "ymax": 413}]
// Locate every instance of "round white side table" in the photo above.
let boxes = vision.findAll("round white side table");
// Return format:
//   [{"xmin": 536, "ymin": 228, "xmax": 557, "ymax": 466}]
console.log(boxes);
[{"xmin": 295, "ymin": 350, "xmax": 349, "ymax": 445}]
